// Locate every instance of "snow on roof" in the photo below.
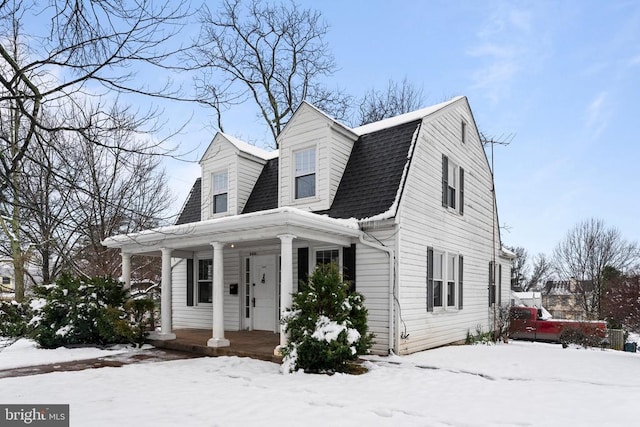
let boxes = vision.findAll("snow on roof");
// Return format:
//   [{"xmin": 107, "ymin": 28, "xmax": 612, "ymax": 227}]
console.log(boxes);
[
  {"xmin": 352, "ymin": 96, "xmax": 465, "ymax": 136},
  {"xmin": 220, "ymin": 132, "xmax": 279, "ymax": 160}
]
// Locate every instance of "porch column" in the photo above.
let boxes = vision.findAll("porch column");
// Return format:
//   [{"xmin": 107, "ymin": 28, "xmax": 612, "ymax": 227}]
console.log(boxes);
[
  {"xmin": 208, "ymin": 242, "xmax": 229, "ymax": 348},
  {"xmin": 150, "ymin": 247, "xmax": 176, "ymax": 340},
  {"xmin": 120, "ymin": 252, "xmax": 131, "ymax": 290},
  {"xmin": 276, "ymin": 234, "xmax": 296, "ymax": 354}
]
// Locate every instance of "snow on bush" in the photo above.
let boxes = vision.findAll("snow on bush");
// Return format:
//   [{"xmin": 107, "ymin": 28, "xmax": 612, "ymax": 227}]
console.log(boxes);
[{"xmin": 281, "ymin": 263, "xmax": 373, "ymax": 374}]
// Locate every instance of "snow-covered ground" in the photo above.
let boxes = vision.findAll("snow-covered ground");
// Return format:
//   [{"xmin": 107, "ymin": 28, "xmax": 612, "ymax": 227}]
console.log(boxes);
[
  {"xmin": 0, "ymin": 338, "xmax": 135, "ymax": 370},
  {"xmin": 1, "ymin": 339, "xmax": 638, "ymax": 426}
]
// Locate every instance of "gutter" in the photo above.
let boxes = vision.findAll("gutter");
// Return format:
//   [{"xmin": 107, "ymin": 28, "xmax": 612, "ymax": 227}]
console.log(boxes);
[{"xmin": 358, "ymin": 232, "xmax": 396, "ymax": 355}]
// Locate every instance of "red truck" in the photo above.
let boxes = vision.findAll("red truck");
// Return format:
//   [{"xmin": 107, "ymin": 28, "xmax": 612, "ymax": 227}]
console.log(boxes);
[{"xmin": 509, "ymin": 306, "xmax": 607, "ymax": 345}]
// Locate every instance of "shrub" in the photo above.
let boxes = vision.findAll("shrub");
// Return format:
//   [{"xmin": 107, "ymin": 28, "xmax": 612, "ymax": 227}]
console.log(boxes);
[
  {"xmin": 30, "ymin": 275, "xmax": 132, "ymax": 348},
  {"xmin": 126, "ymin": 298, "xmax": 156, "ymax": 347},
  {"xmin": 281, "ymin": 263, "xmax": 374, "ymax": 374},
  {"xmin": 0, "ymin": 300, "xmax": 32, "ymax": 337}
]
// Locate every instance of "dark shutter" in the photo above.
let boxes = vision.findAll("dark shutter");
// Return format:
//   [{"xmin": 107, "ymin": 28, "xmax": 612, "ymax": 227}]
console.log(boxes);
[
  {"xmin": 427, "ymin": 247, "xmax": 434, "ymax": 312},
  {"xmin": 343, "ymin": 244, "xmax": 356, "ymax": 292},
  {"xmin": 458, "ymin": 255, "xmax": 464, "ymax": 309},
  {"xmin": 459, "ymin": 167, "xmax": 465, "ymax": 215},
  {"xmin": 298, "ymin": 247, "xmax": 309, "ymax": 292},
  {"xmin": 498, "ymin": 263, "xmax": 502, "ymax": 306},
  {"xmin": 186, "ymin": 258, "xmax": 194, "ymax": 306},
  {"xmin": 442, "ymin": 155, "xmax": 448, "ymax": 207},
  {"xmin": 489, "ymin": 261, "xmax": 495, "ymax": 306}
]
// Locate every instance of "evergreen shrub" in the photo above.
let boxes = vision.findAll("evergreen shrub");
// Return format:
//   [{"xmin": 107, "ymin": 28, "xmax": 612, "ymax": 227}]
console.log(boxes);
[{"xmin": 281, "ymin": 263, "xmax": 374, "ymax": 374}]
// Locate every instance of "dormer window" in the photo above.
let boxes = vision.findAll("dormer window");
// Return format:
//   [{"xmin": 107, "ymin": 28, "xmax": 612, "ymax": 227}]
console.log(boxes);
[
  {"xmin": 294, "ymin": 147, "xmax": 316, "ymax": 199},
  {"xmin": 212, "ymin": 170, "xmax": 228, "ymax": 214}
]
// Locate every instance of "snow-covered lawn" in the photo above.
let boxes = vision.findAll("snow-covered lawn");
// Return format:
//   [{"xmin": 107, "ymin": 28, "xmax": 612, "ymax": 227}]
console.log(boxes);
[
  {"xmin": 1, "ymin": 340, "xmax": 638, "ymax": 426},
  {"xmin": 0, "ymin": 338, "xmax": 134, "ymax": 370}
]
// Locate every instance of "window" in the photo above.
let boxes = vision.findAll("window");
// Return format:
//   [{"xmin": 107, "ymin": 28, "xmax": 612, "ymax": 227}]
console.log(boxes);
[
  {"xmin": 294, "ymin": 148, "xmax": 316, "ymax": 199},
  {"xmin": 447, "ymin": 254, "xmax": 456, "ymax": 307},
  {"xmin": 198, "ymin": 259, "xmax": 213, "ymax": 303},
  {"xmin": 428, "ymin": 248, "xmax": 463, "ymax": 311},
  {"xmin": 316, "ymin": 249, "xmax": 339, "ymax": 267},
  {"xmin": 447, "ymin": 160, "xmax": 457, "ymax": 209},
  {"xmin": 433, "ymin": 251, "xmax": 444, "ymax": 307},
  {"xmin": 442, "ymin": 155, "xmax": 464, "ymax": 215},
  {"xmin": 461, "ymin": 120, "xmax": 467, "ymax": 144},
  {"xmin": 1, "ymin": 277, "xmax": 10, "ymax": 285},
  {"xmin": 212, "ymin": 171, "xmax": 228, "ymax": 214}
]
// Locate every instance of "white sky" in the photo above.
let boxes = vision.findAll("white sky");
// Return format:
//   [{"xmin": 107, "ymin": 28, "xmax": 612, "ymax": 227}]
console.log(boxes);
[
  {"xmin": 1, "ymin": 338, "xmax": 639, "ymax": 426},
  {"xmin": 156, "ymin": 0, "xmax": 640, "ymax": 258}
]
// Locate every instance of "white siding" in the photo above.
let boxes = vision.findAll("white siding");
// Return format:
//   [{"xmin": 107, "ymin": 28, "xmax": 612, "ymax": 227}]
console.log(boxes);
[
  {"xmin": 171, "ymin": 249, "xmax": 242, "ymax": 331},
  {"xmin": 356, "ymin": 239, "xmax": 392, "ymax": 355},
  {"xmin": 328, "ymin": 129, "xmax": 356, "ymax": 206},
  {"xmin": 395, "ymin": 98, "xmax": 505, "ymax": 354},
  {"xmin": 237, "ymin": 155, "xmax": 265, "ymax": 213}
]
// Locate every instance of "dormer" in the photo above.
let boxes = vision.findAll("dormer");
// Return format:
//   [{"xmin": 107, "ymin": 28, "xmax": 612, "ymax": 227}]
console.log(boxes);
[
  {"xmin": 276, "ymin": 102, "xmax": 358, "ymax": 211},
  {"xmin": 200, "ymin": 133, "xmax": 277, "ymax": 220}
]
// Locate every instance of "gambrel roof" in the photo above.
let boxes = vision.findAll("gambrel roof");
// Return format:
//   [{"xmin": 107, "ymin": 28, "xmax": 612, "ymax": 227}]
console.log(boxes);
[
  {"xmin": 176, "ymin": 98, "xmax": 461, "ymax": 225},
  {"xmin": 176, "ymin": 119, "xmax": 421, "ymax": 224}
]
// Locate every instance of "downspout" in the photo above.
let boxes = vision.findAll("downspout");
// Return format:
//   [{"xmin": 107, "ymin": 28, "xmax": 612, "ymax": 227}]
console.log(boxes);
[{"xmin": 358, "ymin": 232, "xmax": 396, "ymax": 355}]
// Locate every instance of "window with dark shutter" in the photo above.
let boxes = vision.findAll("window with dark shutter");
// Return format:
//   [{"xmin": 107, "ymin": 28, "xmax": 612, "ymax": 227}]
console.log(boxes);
[
  {"xmin": 298, "ymin": 247, "xmax": 309, "ymax": 292},
  {"xmin": 186, "ymin": 258, "xmax": 194, "ymax": 306},
  {"xmin": 343, "ymin": 244, "xmax": 356, "ymax": 292},
  {"xmin": 458, "ymin": 255, "xmax": 464, "ymax": 309},
  {"xmin": 427, "ymin": 247, "xmax": 434, "ymax": 312}
]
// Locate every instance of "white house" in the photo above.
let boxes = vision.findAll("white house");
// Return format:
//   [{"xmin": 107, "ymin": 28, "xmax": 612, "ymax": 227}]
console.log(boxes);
[{"xmin": 103, "ymin": 96, "xmax": 513, "ymax": 355}]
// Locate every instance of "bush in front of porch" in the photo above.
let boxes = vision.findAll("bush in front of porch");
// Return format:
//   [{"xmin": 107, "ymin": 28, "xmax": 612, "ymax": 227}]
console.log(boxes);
[{"xmin": 281, "ymin": 263, "xmax": 373, "ymax": 374}]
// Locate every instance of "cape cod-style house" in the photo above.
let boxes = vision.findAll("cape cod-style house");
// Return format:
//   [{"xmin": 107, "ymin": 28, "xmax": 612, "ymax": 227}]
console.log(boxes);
[{"xmin": 103, "ymin": 96, "xmax": 514, "ymax": 355}]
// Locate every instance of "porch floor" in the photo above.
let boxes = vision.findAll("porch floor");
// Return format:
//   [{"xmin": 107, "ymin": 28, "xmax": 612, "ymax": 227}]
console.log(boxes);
[{"xmin": 148, "ymin": 329, "xmax": 282, "ymax": 364}]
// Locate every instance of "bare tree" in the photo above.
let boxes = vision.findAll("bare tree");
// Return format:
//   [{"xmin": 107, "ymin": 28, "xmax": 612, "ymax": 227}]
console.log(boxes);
[
  {"xmin": 507, "ymin": 246, "xmax": 529, "ymax": 291},
  {"xmin": 0, "ymin": 0, "xmax": 189, "ymax": 299},
  {"xmin": 188, "ymin": 0, "xmax": 351, "ymax": 145},
  {"xmin": 0, "ymin": 0, "xmax": 189, "ymax": 205},
  {"xmin": 602, "ymin": 272, "xmax": 640, "ymax": 332},
  {"xmin": 528, "ymin": 253, "xmax": 553, "ymax": 291},
  {"xmin": 553, "ymin": 218, "xmax": 640, "ymax": 319},
  {"xmin": 357, "ymin": 77, "xmax": 425, "ymax": 126}
]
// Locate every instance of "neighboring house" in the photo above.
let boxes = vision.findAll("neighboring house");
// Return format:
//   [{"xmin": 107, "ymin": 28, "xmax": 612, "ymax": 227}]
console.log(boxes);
[
  {"xmin": 103, "ymin": 96, "xmax": 513, "ymax": 355},
  {"xmin": 542, "ymin": 279, "xmax": 592, "ymax": 320},
  {"xmin": 511, "ymin": 291, "xmax": 542, "ymax": 308},
  {"xmin": 0, "ymin": 258, "xmax": 15, "ymax": 300}
]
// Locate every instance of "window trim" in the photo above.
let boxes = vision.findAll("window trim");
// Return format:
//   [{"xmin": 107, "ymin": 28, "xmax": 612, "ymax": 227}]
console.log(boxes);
[
  {"xmin": 428, "ymin": 248, "xmax": 463, "ymax": 311},
  {"xmin": 293, "ymin": 147, "xmax": 317, "ymax": 200},
  {"xmin": 212, "ymin": 169, "xmax": 229, "ymax": 214}
]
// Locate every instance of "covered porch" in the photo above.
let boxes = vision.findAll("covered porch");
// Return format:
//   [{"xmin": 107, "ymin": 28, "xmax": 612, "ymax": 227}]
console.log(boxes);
[
  {"xmin": 102, "ymin": 207, "xmax": 361, "ymax": 356},
  {"xmin": 149, "ymin": 329, "xmax": 282, "ymax": 363}
]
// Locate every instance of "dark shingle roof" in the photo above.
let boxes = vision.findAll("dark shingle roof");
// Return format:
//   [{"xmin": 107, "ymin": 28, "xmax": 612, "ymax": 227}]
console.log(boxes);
[
  {"xmin": 176, "ymin": 119, "xmax": 421, "ymax": 222},
  {"xmin": 175, "ymin": 178, "xmax": 201, "ymax": 225},
  {"xmin": 242, "ymin": 158, "xmax": 279, "ymax": 214},
  {"xmin": 320, "ymin": 120, "xmax": 421, "ymax": 219}
]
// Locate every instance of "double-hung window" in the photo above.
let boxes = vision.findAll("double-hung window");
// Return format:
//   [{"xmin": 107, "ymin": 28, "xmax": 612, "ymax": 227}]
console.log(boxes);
[
  {"xmin": 447, "ymin": 254, "xmax": 457, "ymax": 307},
  {"xmin": 442, "ymin": 155, "xmax": 464, "ymax": 215},
  {"xmin": 428, "ymin": 248, "xmax": 464, "ymax": 311},
  {"xmin": 294, "ymin": 148, "xmax": 316, "ymax": 199},
  {"xmin": 316, "ymin": 248, "xmax": 339, "ymax": 267},
  {"xmin": 213, "ymin": 171, "xmax": 228, "ymax": 214},
  {"xmin": 198, "ymin": 259, "xmax": 213, "ymax": 303}
]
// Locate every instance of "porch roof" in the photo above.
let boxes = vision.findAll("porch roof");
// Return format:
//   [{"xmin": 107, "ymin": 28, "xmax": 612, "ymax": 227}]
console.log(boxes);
[{"xmin": 102, "ymin": 207, "xmax": 361, "ymax": 256}]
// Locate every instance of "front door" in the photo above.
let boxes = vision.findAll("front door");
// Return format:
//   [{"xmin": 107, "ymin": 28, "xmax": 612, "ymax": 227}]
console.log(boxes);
[{"xmin": 252, "ymin": 255, "xmax": 277, "ymax": 331}]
